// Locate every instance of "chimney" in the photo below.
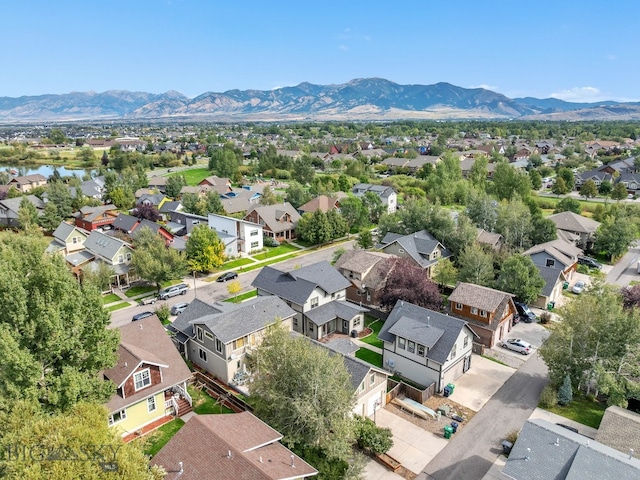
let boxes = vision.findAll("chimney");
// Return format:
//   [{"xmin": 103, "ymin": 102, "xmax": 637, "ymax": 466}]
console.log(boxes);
[{"xmin": 290, "ymin": 454, "xmax": 295, "ymax": 468}]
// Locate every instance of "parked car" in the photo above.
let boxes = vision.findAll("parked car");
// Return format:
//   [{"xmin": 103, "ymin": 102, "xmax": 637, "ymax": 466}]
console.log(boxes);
[
  {"xmin": 132, "ymin": 311, "xmax": 154, "ymax": 322},
  {"xmin": 577, "ymin": 256, "xmax": 602, "ymax": 270},
  {"xmin": 158, "ymin": 283, "xmax": 189, "ymax": 300},
  {"xmin": 501, "ymin": 338, "xmax": 533, "ymax": 355},
  {"xmin": 138, "ymin": 296, "xmax": 157, "ymax": 306},
  {"xmin": 171, "ymin": 302, "xmax": 189, "ymax": 315},
  {"xmin": 216, "ymin": 272, "xmax": 238, "ymax": 282},
  {"xmin": 572, "ymin": 280, "xmax": 586, "ymax": 294},
  {"xmin": 514, "ymin": 301, "xmax": 537, "ymax": 323}
]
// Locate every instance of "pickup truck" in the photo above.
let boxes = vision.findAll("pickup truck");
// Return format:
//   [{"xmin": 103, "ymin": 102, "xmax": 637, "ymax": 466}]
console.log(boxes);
[{"xmin": 158, "ymin": 283, "xmax": 189, "ymax": 300}]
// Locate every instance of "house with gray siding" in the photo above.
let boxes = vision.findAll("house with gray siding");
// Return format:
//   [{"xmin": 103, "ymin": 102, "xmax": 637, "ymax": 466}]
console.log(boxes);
[
  {"xmin": 522, "ymin": 239, "xmax": 582, "ymax": 281},
  {"xmin": 378, "ymin": 229, "xmax": 452, "ymax": 278}
]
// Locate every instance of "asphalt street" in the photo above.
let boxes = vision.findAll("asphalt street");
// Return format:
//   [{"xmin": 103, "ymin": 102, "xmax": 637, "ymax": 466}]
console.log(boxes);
[
  {"xmin": 109, "ymin": 240, "xmax": 355, "ymax": 328},
  {"xmin": 421, "ymin": 353, "xmax": 549, "ymax": 480},
  {"xmin": 605, "ymin": 240, "xmax": 640, "ymax": 286}
]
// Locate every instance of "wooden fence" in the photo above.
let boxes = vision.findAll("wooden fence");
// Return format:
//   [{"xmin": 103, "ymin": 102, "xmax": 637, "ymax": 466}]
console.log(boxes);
[{"xmin": 386, "ymin": 378, "xmax": 435, "ymax": 404}]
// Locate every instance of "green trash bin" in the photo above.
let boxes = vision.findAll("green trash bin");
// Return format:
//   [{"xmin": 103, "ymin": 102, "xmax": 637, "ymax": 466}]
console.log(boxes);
[
  {"xmin": 446, "ymin": 383, "xmax": 455, "ymax": 395},
  {"xmin": 563, "ymin": 281, "xmax": 569, "ymax": 290},
  {"xmin": 444, "ymin": 425, "xmax": 453, "ymax": 439}
]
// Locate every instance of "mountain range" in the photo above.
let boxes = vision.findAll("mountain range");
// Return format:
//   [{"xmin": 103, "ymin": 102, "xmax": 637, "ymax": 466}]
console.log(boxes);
[{"xmin": 2, "ymin": 78, "xmax": 640, "ymax": 123}]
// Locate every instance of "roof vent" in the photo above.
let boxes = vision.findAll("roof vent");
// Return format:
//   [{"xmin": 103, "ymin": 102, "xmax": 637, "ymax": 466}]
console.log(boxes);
[
  {"xmin": 178, "ymin": 461, "xmax": 183, "ymax": 474},
  {"xmin": 290, "ymin": 454, "xmax": 295, "ymax": 468},
  {"xmin": 227, "ymin": 450, "xmax": 232, "ymax": 459},
  {"xmin": 525, "ymin": 447, "xmax": 530, "ymax": 461},
  {"xmin": 630, "ymin": 449, "xmax": 635, "ymax": 459},
  {"xmin": 554, "ymin": 438, "xmax": 559, "ymax": 446}
]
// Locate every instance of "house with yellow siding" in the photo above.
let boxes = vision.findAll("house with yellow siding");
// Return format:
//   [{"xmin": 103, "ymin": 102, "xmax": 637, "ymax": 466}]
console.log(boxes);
[{"xmin": 103, "ymin": 315, "xmax": 192, "ymax": 437}]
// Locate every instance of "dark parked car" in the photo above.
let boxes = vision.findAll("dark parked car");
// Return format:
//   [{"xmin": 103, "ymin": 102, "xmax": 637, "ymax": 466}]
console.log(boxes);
[
  {"xmin": 577, "ymin": 256, "xmax": 602, "ymax": 270},
  {"xmin": 514, "ymin": 301, "xmax": 537, "ymax": 323},
  {"xmin": 216, "ymin": 272, "xmax": 238, "ymax": 282},
  {"xmin": 132, "ymin": 311, "xmax": 154, "ymax": 322}
]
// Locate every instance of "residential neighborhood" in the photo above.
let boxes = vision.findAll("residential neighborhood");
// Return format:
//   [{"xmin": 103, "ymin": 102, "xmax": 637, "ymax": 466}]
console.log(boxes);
[{"xmin": 2, "ymin": 120, "xmax": 640, "ymax": 480}]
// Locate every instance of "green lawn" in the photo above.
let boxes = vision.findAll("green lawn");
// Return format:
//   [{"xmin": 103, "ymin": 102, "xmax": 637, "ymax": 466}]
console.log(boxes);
[
  {"xmin": 105, "ymin": 301, "xmax": 131, "ymax": 312},
  {"xmin": 360, "ymin": 316, "xmax": 384, "ymax": 349},
  {"xmin": 125, "ymin": 285, "xmax": 157, "ymax": 298},
  {"xmin": 355, "ymin": 348, "xmax": 383, "ymax": 368},
  {"xmin": 540, "ymin": 394, "xmax": 607, "ymax": 429},
  {"xmin": 252, "ymin": 243, "xmax": 301, "ymax": 260},
  {"xmin": 102, "ymin": 293, "xmax": 120, "ymax": 304},
  {"xmin": 141, "ymin": 418, "xmax": 185, "ymax": 457},
  {"xmin": 223, "ymin": 257, "xmax": 255, "ymax": 269},
  {"xmin": 188, "ymin": 385, "xmax": 235, "ymax": 415},
  {"xmin": 224, "ymin": 289, "xmax": 258, "ymax": 303},
  {"xmin": 169, "ymin": 167, "xmax": 211, "ymax": 186}
]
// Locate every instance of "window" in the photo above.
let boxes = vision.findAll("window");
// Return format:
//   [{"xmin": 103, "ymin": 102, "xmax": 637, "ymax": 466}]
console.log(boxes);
[
  {"xmin": 251, "ymin": 241, "xmax": 259, "ymax": 248},
  {"xmin": 309, "ymin": 323, "xmax": 314, "ymax": 333},
  {"xmin": 546, "ymin": 259, "xmax": 555, "ymax": 268},
  {"xmin": 108, "ymin": 409, "xmax": 127, "ymax": 426},
  {"xmin": 310, "ymin": 297, "xmax": 318, "ymax": 308},
  {"xmin": 407, "ymin": 341, "xmax": 415, "ymax": 354},
  {"xmin": 205, "ymin": 331, "xmax": 214, "ymax": 340},
  {"xmin": 471, "ymin": 307, "xmax": 478, "ymax": 315},
  {"xmin": 197, "ymin": 327, "xmax": 203, "ymax": 341},
  {"xmin": 398, "ymin": 337, "xmax": 406, "ymax": 349},
  {"xmin": 480, "ymin": 310, "xmax": 487, "ymax": 317},
  {"xmin": 293, "ymin": 318, "xmax": 298, "ymax": 328},
  {"xmin": 233, "ymin": 337, "xmax": 245, "ymax": 350},
  {"xmin": 450, "ymin": 344, "xmax": 457, "ymax": 360},
  {"xmin": 455, "ymin": 303, "xmax": 462, "ymax": 310},
  {"xmin": 133, "ymin": 369, "xmax": 151, "ymax": 391},
  {"xmin": 215, "ymin": 339, "xmax": 223, "ymax": 353},
  {"xmin": 117, "ymin": 255, "xmax": 124, "ymax": 263},
  {"xmin": 147, "ymin": 396, "xmax": 156, "ymax": 412},
  {"xmin": 126, "ymin": 253, "xmax": 132, "ymax": 261},
  {"xmin": 250, "ymin": 229, "xmax": 259, "ymax": 236},
  {"xmin": 369, "ymin": 373, "xmax": 375, "ymax": 386},
  {"xmin": 398, "ymin": 248, "xmax": 404, "ymax": 253},
  {"xmin": 463, "ymin": 336, "xmax": 469, "ymax": 348},
  {"xmin": 353, "ymin": 316, "xmax": 361, "ymax": 327},
  {"xmin": 72, "ymin": 236, "xmax": 79, "ymax": 244},
  {"xmin": 417, "ymin": 344, "xmax": 425, "ymax": 356},
  {"xmin": 199, "ymin": 348, "xmax": 207, "ymax": 362},
  {"xmin": 359, "ymin": 382, "xmax": 365, "ymax": 393}
]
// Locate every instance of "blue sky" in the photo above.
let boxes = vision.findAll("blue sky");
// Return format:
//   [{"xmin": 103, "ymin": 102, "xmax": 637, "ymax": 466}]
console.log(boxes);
[{"xmin": 3, "ymin": 0, "xmax": 639, "ymax": 102}]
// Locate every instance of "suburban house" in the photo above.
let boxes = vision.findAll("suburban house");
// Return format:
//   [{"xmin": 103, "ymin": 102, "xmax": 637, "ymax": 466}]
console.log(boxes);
[
  {"xmin": 147, "ymin": 175, "xmax": 168, "ymax": 193},
  {"xmin": 69, "ymin": 176, "xmax": 105, "ymax": 201},
  {"xmin": 7, "ymin": 173, "xmax": 47, "ymax": 193},
  {"xmin": 77, "ymin": 229, "xmax": 136, "ymax": 288},
  {"xmin": 378, "ymin": 300, "xmax": 477, "ymax": 392},
  {"xmin": 169, "ymin": 296, "xmax": 296, "ymax": 385},
  {"xmin": 244, "ymin": 202, "xmax": 301, "ymax": 243},
  {"xmin": 546, "ymin": 211, "xmax": 601, "ymax": 250},
  {"xmin": 333, "ymin": 249, "xmax": 395, "ymax": 306},
  {"xmin": 595, "ymin": 406, "xmax": 640, "ymax": 456},
  {"xmin": 351, "ymin": 183, "xmax": 397, "ymax": 214},
  {"xmin": 219, "ymin": 186, "xmax": 263, "ymax": 215},
  {"xmin": 297, "ymin": 194, "xmax": 345, "ymax": 215},
  {"xmin": 522, "ymin": 239, "xmax": 582, "ymax": 281},
  {"xmin": 74, "ymin": 204, "xmax": 119, "ymax": 231},
  {"xmin": 0, "ymin": 195, "xmax": 45, "ymax": 227},
  {"xmin": 447, "ymin": 282, "xmax": 517, "ymax": 348},
  {"xmin": 167, "ymin": 210, "xmax": 208, "ymax": 236},
  {"xmin": 502, "ymin": 419, "xmax": 640, "ymax": 480},
  {"xmin": 158, "ymin": 200, "xmax": 182, "ymax": 221},
  {"xmin": 575, "ymin": 169, "xmax": 613, "ymax": 189},
  {"xmin": 46, "ymin": 221, "xmax": 89, "ymax": 256},
  {"xmin": 151, "ymin": 412, "xmax": 318, "ymax": 480},
  {"xmin": 111, "ymin": 214, "xmax": 174, "ymax": 245},
  {"xmin": 617, "ymin": 173, "xmax": 640, "ymax": 195},
  {"xmin": 378, "ymin": 229, "xmax": 453, "ymax": 278},
  {"xmin": 324, "ymin": 338, "xmax": 390, "ymax": 418},
  {"xmin": 103, "ymin": 316, "xmax": 192, "ymax": 438},
  {"xmin": 252, "ymin": 261, "xmax": 367, "ymax": 341},
  {"xmin": 208, "ymin": 213, "xmax": 263, "ymax": 255},
  {"xmin": 137, "ymin": 193, "xmax": 168, "ymax": 209},
  {"xmin": 198, "ymin": 175, "xmax": 232, "ymax": 195},
  {"xmin": 476, "ymin": 228, "xmax": 504, "ymax": 250},
  {"xmin": 531, "ymin": 265, "xmax": 568, "ymax": 309}
]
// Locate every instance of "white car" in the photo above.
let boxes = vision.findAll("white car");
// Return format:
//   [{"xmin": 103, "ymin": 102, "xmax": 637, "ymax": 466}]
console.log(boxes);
[
  {"xmin": 501, "ymin": 338, "xmax": 533, "ymax": 355},
  {"xmin": 572, "ymin": 281, "xmax": 586, "ymax": 294}
]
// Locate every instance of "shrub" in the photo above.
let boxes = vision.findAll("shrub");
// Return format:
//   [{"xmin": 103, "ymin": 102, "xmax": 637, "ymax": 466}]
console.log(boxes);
[
  {"xmin": 539, "ymin": 384, "xmax": 558, "ymax": 408},
  {"xmin": 262, "ymin": 236, "xmax": 280, "ymax": 247},
  {"xmin": 154, "ymin": 303, "xmax": 171, "ymax": 325},
  {"xmin": 505, "ymin": 428, "xmax": 520, "ymax": 445},
  {"xmin": 558, "ymin": 375, "xmax": 573, "ymax": 406},
  {"xmin": 354, "ymin": 416, "xmax": 393, "ymax": 455},
  {"xmin": 540, "ymin": 312, "xmax": 552, "ymax": 324}
]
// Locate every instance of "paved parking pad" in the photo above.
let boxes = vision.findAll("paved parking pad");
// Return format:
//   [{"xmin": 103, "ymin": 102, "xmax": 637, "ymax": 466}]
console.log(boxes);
[
  {"xmin": 449, "ymin": 355, "xmax": 516, "ymax": 412},
  {"xmin": 374, "ymin": 408, "xmax": 449, "ymax": 475}
]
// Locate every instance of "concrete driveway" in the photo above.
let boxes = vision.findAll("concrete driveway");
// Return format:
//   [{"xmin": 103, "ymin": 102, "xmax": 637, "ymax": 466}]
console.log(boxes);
[{"xmin": 449, "ymin": 355, "xmax": 516, "ymax": 412}]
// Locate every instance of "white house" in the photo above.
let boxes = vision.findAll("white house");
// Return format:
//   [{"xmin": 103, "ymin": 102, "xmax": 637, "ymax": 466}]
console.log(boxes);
[
  {"xmin": 208, "ymin": 213, "xmax": 263, "ymax": 256},
  {"xmin": 351, "ymin": 183, "xmax": 398, "ymax": 214}
]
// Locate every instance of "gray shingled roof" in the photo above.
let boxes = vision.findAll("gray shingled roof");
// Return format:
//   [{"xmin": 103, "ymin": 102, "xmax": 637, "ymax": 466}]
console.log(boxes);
[
  {"xmin": 503, "ymin": 419, "xmax": 640, "ymax": 480},
  {"xmin": 547, "ymin": 211, "xmax": 601, "ymax": 234},
  {"xmin": 379, "ymin": 301, "xmax": 473, "ymax": 365},
  {"xmin": 535, "ymin": 265, "xmax": 565, "ymax": 297},
  {"xmin": 304, "ymin": 301, "xmax": 367, "ymax": 327},
  {"xmin": 388, "ymin": 316, "xmax": 444, "ymax": 348},
  {"xmin": 112, "ymin": 213, "xmax": 139, "ymax": 233},
  {"xmin": 159, "ymin": 201, "xmax": 182, "ymax": 213},
  {"xmin": 252, "ymin": 261, "xmax": 351, "ymax": 305},
  {"xmin": 176, "ymin": 296, "xmax": 296, "ymax": 344},
  {"xmin": 379, "ymin": 230, "xmax": 452, "ymax": 269},
  {"xmin": 84, "ymin": 230, "xmax": 130, "ymax": 260},
  {"xmin": 323, "ymin": 338, "xmax": 359, "ymax": 356},
  {"xmin": 52, "ymin": 221, "xmax": 77, "ymax": 242}
]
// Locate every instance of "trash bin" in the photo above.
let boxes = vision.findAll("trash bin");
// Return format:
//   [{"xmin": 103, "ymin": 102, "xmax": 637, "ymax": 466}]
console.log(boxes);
[
  {"xmin": 446, "ymin": 383, "xmax": 455, "ymax": 395},
  {"xmin": 444, "ymin": 425, "xmax": 453, "ymax": 439},
  {"xmin": 563, "ymin": 281, "xmax": 569, "ymax": 290},
  {"xmin": 443, "ymin": 386, "xmax": 451, "ymax": 397},
  {"xmin": 501, "ymin": 440, "xmax": 513, "ymax": 455},
  {"xmin": 547, "ymin": 301, "xmax": 555, "ymax": 311},
  {"xmin": 450, "ymin": 421, "xmax": 459, "ymax": 434}
]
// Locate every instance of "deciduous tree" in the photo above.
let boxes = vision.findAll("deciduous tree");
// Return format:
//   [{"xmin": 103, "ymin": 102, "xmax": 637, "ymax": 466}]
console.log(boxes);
[
  {"xmin": 185, "ymin": 224, "xmax": 226, "ymax": 273},
  {"xmin": 594, "ymin": 216, "xmax": 637, "ymax": 260},
  {"xmin": 580, "ymin": 179, "xmax": 598, "ymax": 200},
  {"xmin": 457, "ymin": 243, "xmax": 494, "ymax": 287},
  {"xmin": 611, "ymin": 182, "xmax": 629, "ymax": 202},
  {"xmin": 131, "ymin": 227, "xmax": 188, "ymax": 291},
  {"xmin": 379, "ymin": 258, "xmax": 443, "ymax": 311},
  {"xmin": 495, "ymin": 254, "xmax": 545, "ymax": 304},
  {"xmin": 554, "ymin": 197, "xmax": 581, "ymax": 214},
  {"xmin": 132, "ymin": 203, "xmax": 160, "ymax": 222}
]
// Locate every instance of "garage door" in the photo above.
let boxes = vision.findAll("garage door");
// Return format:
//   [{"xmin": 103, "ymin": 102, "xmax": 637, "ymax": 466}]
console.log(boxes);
[{"xmin": 442, "ymin": 358, "xmax": 465, "ymax": 388}]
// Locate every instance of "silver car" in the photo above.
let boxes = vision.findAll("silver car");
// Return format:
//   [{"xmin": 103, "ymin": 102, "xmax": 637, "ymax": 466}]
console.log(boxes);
[
  {"xmin": 572, "ymin": 280, "xmax": 586, "ymax": 294},
  {"xmin": 170, "ymin": 302, "xmax": 189, "ymax": 315},
  {"xmin": 501, "ymin": 338, "xmax": 532, "ymax": 355}
]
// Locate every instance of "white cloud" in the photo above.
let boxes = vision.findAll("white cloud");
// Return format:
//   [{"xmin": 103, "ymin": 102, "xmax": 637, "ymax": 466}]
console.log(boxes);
[
  {"xmin": 469, "ymin": 84, "xmax": 498, "ymax": 91},
  {"xmin": 549, "ymin": 86, "xmax": 605, "ymax": 102}
]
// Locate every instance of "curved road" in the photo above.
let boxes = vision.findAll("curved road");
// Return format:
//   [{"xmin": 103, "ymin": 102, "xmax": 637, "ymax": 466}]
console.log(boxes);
[{"xmin": 420, "ymin": 353, "xmax": 548, "ymax": 480}]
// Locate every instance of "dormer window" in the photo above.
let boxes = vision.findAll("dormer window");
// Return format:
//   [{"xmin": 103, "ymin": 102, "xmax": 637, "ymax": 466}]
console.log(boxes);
[{"xmin": 133, "ymin": 369, "xmax": 151, "ymax": 391}]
